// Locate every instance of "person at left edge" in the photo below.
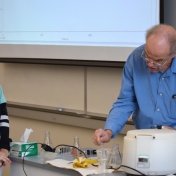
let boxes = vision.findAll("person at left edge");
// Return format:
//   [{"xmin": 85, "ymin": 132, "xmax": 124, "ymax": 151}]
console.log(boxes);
[{"xmin": 0, "ymin": 86, "xmax": 12, "ymax": 173}]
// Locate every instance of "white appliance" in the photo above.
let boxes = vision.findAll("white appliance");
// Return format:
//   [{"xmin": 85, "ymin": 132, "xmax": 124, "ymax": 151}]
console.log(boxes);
[{"xmin": 122, "ymin": 129, "xmax": 176, "ymax": 175}]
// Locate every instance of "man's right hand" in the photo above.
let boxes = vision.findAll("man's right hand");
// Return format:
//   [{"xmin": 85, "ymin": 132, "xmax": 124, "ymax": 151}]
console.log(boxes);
[{"xmin": 92, "ymin": 128, "xmax": 113, "ymax": 146}]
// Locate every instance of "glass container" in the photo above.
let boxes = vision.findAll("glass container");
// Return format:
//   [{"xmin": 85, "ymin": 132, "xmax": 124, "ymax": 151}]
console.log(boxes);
[
  {"xmin": 108, "ymin": 143, "xmax": 122, "ymax": 169},
  {"xmin": 71, "ymin": 136, "xmax": 82, "ymax": 157}
]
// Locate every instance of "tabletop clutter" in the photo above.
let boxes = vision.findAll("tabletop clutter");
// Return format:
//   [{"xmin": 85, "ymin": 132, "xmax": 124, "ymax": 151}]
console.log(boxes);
[{"xmin": 9, "ymin": 129, "xmax": 122, "ymax": 175}]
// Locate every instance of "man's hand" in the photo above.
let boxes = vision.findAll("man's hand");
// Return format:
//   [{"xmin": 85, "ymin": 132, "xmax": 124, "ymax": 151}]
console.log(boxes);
[
  {"xmin": 162, "ymin": 126, "xmax": 175, "ymax": 130},
  {"xmin": 92, "ymin": 128, "xmax": 113, "ymax": 146}
]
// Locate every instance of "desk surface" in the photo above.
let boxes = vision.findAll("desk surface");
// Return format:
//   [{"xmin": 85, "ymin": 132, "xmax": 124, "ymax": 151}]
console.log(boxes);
[{"xmin": 9, "ymin": 155, "xmax": 126, "ymax": 176}]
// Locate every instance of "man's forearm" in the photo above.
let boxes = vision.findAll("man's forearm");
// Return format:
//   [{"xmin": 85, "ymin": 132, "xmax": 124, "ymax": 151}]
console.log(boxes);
[{"xmin": 105, "ymin": 129, "xmax": 113, "ymax": 139}]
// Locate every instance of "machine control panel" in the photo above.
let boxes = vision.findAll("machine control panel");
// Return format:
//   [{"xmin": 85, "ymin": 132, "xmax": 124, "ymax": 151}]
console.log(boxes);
[{"xmin": 137, "ymin": 155, "xmax": 150, "ymax": 168}]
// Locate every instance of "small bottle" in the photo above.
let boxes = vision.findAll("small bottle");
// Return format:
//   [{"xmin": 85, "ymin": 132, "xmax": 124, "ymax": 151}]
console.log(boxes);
[
  {"xmin": 43, "ymin": 131, "xmax": 53, "ymax": 148},
  {"xmin": 40, "ymin": 131, "xmax": 53, "ymax": 160},
  {"xmin": 108, "ymin": 143, "xmax": 122, "ymax": 169},
  {"xmin": 41, "ymin": 131, "xmax": 53, "ymax": 154},
  {"xmin": 71, "ymin": 136, "xmax": 82, "ymax": 157}
]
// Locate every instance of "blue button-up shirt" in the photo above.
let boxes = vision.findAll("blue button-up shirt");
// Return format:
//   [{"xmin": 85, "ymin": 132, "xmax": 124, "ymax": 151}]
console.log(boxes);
[{"xmin": 104, "ymin": 44, "xmax": 176, "ymax": 138}]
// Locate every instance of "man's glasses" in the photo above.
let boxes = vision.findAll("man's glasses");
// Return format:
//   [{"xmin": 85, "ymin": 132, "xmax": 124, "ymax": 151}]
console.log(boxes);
[{"xmin": 141, "ymin": 50, "xmax": 167, "ymax": 68}]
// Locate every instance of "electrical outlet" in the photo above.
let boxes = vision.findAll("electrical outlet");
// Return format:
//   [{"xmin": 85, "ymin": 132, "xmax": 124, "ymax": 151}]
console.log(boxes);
[{"xmin": 51, "ymin": 116, "xmax": 56, "ymax": 121}]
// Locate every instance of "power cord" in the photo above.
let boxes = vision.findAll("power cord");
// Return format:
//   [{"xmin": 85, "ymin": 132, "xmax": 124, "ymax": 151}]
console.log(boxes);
[
  {"xmin": 53, "ymin": 144, "xmax": 87, "ymax": 158},
  {"xmin": 107, "ymin": 148, "xmax": 145, "ymax": 175},
  {"xmin": 22, "ymin": 142, "xmax": 43, "ymax": 176},
  {"xmin": 118, "ymin": 165, "xmax": 146, "ymax": 176}
]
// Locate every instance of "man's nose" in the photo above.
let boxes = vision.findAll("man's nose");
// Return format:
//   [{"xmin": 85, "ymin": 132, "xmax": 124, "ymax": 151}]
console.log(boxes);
[{"xmin": 147, "ymin": 60, "xmax": 156, "ymax": 67}]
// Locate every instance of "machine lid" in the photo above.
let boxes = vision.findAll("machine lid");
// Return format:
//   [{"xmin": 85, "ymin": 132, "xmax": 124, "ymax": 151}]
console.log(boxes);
[{"xmin": 126, "ymin": 129, "xmax": 176, "ymax": 140}]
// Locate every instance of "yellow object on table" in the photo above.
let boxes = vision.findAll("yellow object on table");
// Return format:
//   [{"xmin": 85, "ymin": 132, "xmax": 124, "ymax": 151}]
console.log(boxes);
[{"xmin": 73, "ymin": 157, "xmax": 98, "ymax": 168}]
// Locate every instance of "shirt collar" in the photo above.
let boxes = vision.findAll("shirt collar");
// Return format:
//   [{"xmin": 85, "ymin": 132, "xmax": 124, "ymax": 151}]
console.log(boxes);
[{"xmin": 170, "ymin": 57, "xmax": 176, "ymax": 73}]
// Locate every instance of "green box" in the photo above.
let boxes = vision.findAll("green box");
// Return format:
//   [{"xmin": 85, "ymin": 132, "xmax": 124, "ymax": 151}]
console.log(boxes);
[{"xmin": 10, "ymin": 142, "xmax": 38, "ymax": 157}]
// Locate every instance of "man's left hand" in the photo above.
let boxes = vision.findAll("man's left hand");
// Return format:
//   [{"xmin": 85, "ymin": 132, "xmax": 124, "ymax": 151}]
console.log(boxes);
[{"xmin": 163, "ymin": 126, "xmax": 175, "ymax": 130}]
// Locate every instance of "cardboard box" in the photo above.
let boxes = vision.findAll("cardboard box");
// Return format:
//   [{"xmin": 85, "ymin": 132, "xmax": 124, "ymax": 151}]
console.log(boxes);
[{"xmin": 10, "ymin": 142, "xmax": 38, "ymax": 157}]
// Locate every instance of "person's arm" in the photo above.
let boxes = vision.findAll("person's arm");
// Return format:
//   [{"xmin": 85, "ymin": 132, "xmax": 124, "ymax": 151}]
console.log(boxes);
[
  {"xmin": 0, "ymin": 149, "xmax": 8, "ymax": 157},
  {"xmin": 93, "ymin": 47, "xmax": 144, "ymax": 145},
  {"xmin": 0, "ymin": 87, "xmax": 11, "ymax": 166},
  {"xmin": 104, "ymin": 53, "xmax": 138, "ymax": 138},
  {"xmin": 0, "ymin": 102, "xmax": 10, "ymax": 152},
  {"xmin": 0, "ymin": 149, "xmax": 11, "ymax": 166},
  {"xmin": 93, "ymin": 53, "xmax": 137, "ymax": 145}
]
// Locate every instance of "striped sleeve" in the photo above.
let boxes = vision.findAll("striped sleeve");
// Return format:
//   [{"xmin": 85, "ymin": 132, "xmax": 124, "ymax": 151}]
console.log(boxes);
[{"xmin": 0, "ymin": 87, "xmax": 10, "ymax": 151}]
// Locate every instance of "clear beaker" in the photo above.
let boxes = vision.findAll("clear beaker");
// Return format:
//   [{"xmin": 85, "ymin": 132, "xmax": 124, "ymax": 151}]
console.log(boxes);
[
  {"xmin": 71, "ymin": 136, "xmax": 82, "ymax": 157},
  {"xmin": 40, "ymin": 131, "xmax": 54, "ymax": 163},
  {"xmin": 43, "ymin": 131, "xmax": 53, "ymax": 148},
  {"xmin": 96, "ymin": 148, "xmax": 112, "ymax": 173},
  {"xmin": 108, "ymin": 143, "xmax": 122, "ymax": 169}
]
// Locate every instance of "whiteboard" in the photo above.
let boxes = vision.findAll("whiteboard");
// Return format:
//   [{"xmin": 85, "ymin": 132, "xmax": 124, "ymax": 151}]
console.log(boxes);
[{"xmin": 0, "ymin": 0, "xmax": 160, "ymax": 62}]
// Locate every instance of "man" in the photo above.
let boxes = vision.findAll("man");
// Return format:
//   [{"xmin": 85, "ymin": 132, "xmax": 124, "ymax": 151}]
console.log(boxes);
[
  {"xmin": 0, "ymin": 86, "xmax": 11, "ymax": 174},
  {"xmin": 92, "ymin": 24, "xmax": 176, "ymax": 145}
]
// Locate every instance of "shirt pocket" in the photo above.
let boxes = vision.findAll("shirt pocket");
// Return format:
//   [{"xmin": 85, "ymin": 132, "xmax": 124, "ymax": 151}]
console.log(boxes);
[{"xmin": 170, "ymin": 99, "xmax": 176, "ymax": 118}]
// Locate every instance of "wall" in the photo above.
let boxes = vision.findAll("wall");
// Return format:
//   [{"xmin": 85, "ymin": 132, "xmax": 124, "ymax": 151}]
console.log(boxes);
[
  {"xmin": 0, "ymin": 63, "xmax": 122, "ymax": 114},
  {"xmin": 164, "ymin": 0, "xmax": 176, "ymax": 28}
]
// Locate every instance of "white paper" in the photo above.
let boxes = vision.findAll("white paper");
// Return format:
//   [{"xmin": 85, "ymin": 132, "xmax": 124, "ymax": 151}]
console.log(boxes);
[
  {"xmin": 45, "ymin": 159, "xmax": 114, "ymax": 176},
  {"xmin": 20, "ymin": 128, "xmax": 33, "ymax": 143}
]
